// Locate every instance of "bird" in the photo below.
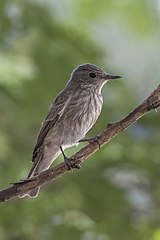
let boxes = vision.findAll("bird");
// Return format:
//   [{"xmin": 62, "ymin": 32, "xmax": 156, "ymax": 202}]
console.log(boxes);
[{"xmin": 20, "ymin": 63, "xmax": 121, "ymax": 198}]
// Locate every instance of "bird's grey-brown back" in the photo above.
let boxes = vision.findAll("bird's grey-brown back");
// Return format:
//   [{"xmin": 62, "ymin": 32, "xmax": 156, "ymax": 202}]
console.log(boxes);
[{"xmin": 20, "ymin": 63, "xmax": 120, "ymax": 198}]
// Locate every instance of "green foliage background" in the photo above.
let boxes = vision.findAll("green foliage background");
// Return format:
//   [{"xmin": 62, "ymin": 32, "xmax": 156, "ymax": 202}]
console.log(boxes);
[{"xmin": 0, "ymin": 0, "xmax": 160, "ymax": 239}]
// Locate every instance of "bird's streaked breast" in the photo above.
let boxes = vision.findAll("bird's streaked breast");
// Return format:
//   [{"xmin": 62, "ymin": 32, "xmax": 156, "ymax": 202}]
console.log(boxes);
[{"xmin": 57, "ymin": 90, "xmax": 103, "ymax": 147}]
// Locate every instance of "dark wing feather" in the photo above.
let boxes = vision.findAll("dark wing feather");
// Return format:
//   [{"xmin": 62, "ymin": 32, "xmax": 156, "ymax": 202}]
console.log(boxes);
[{"xmin": 32, "ymin": 89, "xmax": 71, "ymax": 162}]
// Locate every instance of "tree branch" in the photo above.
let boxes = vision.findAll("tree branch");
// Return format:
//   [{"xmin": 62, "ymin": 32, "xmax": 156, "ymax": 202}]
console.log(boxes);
[{"xmin": 0, "ymin": 85, "xmax": 160, "ymax": 202}]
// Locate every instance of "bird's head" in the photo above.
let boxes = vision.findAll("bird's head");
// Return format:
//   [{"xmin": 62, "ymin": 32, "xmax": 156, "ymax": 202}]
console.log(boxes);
[{"xmin": 68, "ymin": 63, "xmax": 121, "ymax": 90}]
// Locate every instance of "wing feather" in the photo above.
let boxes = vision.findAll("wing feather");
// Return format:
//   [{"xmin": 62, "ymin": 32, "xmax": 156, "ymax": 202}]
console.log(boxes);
[{"xmin": 32, "ymin": 89, "xmax": 71, "ymax": 162}]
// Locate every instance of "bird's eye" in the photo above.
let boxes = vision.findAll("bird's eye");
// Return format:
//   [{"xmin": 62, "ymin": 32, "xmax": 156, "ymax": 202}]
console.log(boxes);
[{"xmin": 89, "ymin": 72, "xmax": 96, "ymax": 78}]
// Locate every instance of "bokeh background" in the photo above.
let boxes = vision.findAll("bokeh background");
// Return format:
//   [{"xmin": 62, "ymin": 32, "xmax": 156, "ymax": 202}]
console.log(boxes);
[{"xmin": 0, "ymin": 0, "xmax": 160, "ymax": 239}]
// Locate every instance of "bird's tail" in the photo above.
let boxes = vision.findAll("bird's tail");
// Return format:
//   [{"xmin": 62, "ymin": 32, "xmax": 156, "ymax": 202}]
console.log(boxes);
[
  {"xmin": 19, "ymin": 159, "xmax": 41, "ymax": 198},
  {"xmin": 24, "ymin": 187, "xmax": 40, "ymax": 198},
  {"xmin": 19, "ymin": 148, "xmax": 61, "ymax": 198},
  {"xmin": 19, "ymin": 165, "xmax": 40, "ymax": 198}
]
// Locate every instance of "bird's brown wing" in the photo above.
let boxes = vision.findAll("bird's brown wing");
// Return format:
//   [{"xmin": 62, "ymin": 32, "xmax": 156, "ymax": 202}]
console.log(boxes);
[{"xmin": 32, "ymin": 89, "xmax": 71, "ymax": 162}]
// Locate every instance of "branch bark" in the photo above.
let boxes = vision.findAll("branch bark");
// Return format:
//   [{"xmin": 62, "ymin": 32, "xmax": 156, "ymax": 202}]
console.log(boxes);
[{"xmin": 0, "ymin": 85, "xmax": 160, "ymax": 202}]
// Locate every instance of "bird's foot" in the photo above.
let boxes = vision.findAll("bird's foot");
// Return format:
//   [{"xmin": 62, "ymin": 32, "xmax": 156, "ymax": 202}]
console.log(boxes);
[
  {"xmin": 60, "ymin": 146, "xmax": 80, "ymax": 170},
  {"xmin": 64, "ymin": 156, "xmax": 80, "ymax": 170},
  {"xmin": 79, "ymin": 136, "xmax": 101, "ymax": 149}
]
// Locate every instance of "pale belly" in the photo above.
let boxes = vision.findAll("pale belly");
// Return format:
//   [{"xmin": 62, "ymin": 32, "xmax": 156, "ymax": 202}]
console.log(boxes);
[{"xmin": 60, "ymin": 94, "xmax": 103, "ymax": 148}]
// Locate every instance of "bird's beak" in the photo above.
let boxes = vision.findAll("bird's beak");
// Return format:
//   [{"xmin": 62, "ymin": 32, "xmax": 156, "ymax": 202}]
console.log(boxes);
[{"xmin": 105, "ymin": 74, "xmax": 121, "ymax": 80}]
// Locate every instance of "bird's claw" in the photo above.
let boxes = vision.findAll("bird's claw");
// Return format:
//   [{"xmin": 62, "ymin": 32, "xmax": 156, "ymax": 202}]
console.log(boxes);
[
  {"xmin": 64, "ymin": 156, "xmax": 81, "ymax": 170},
  {"xmin": 88, "ymin": 136, "xmax": 101, "ymax": 149}
]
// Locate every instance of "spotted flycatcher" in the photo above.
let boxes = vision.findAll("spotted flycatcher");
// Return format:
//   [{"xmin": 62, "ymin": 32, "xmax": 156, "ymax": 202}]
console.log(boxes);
[{"xmin": 21, "ymin": 63, "xmax": 121, "ymax": 197}]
